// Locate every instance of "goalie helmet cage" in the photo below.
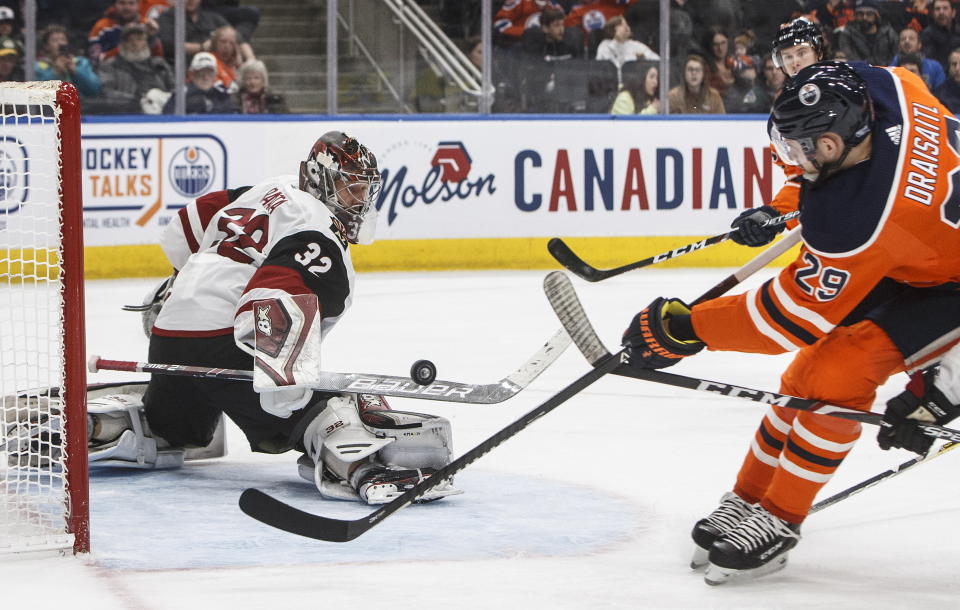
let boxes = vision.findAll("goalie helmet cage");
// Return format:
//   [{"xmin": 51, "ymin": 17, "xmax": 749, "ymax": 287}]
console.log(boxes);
[{"xmin": 0, "ymin": 82, "xmax": 89, "ymax": 555}]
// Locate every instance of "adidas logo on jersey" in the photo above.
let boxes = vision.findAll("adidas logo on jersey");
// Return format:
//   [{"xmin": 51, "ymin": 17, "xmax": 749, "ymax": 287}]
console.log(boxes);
[{"xmin": 885, "ymin": 125, "xmax": 902, "ymax": 146}]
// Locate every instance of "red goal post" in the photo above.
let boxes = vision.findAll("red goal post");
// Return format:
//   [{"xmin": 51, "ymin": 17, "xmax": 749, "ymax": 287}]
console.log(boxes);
[{"xmin": 0, "ymin": 81, "xmax": 88, "ymax": 555}]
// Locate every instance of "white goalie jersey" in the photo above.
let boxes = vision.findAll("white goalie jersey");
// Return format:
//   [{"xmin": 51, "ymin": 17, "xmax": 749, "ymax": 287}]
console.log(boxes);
[{"xmin": 153, "ymin": 175, "xmax": 356, "ymax": 348}]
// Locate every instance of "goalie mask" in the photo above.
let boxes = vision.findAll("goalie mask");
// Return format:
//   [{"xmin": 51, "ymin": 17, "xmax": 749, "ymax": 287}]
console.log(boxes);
[{"xmin": 299, "ymin": 131, "xmax": 382, "ymax": 245}]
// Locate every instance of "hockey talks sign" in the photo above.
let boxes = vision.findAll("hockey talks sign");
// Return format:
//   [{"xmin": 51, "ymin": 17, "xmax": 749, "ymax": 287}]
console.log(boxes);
[{"xmin": 377, "ymin": 141, "xmax": 496, "ymax": 225}]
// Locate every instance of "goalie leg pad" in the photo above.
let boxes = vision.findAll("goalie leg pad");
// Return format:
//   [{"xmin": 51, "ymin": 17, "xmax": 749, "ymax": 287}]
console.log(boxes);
[
  {"xmin": 88, "ymin": 394, "xmax": 185, "ymax": 469},
  {"xmin": 298, "ymin": 394, "xmax": 395, "ymax": 500},
  {"xmin": 298, "ymin": 395, "xmax": 461, "ymax": 504},
  {"xmin": 362, "ymin": 409, "xmax": 454, "ymax": 470}
]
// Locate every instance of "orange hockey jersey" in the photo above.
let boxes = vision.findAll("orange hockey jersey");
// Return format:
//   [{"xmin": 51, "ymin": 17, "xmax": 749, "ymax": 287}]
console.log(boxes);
[{"xmin": 693, "ymin": 65, "xmax": 960, "ymax": 354}]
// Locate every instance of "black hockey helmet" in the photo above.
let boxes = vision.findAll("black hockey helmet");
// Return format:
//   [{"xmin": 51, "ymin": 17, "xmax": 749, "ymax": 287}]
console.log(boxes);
[
  {"xmin": 771, "ymin": 62, "xmax": 873, "ymax": 169},
  {"xmin": 299, "ymin": 131, "xmax": 381, "ymax": 244},
  {"xmin": 772, "ymin": 17, "xmax": 824, "ymax": 72}
]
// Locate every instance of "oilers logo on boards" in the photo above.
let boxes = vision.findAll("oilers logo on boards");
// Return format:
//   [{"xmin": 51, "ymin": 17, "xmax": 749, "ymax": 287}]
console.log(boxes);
[
  {"xmin": 0, "ymin": 136, "xmax": 28, "ymax": 213},
  {"xmin": 169, "ymin": 145, "xmax": 216, "ymax": 198}
]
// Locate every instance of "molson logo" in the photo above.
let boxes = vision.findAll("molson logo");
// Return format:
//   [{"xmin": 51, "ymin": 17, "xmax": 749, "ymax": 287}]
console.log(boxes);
[
  {"xmin": 377, "ymin": 140, "xmax": 496, "ymax": 225},
  {"xmin": 169, "ymin": 145, "xmax": 216, "ymax": 198},
  {"xmin": 0, "ymin": 136, "xmax": 28, "ymax": 213}
]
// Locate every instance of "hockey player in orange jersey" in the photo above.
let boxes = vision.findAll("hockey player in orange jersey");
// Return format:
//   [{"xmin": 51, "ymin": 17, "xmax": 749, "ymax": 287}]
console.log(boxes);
[
  {"xmin": 728, "ymin": 17, "xmax": 824, "ymax": 248},
  {"xmin": 621, "ymin": 61, "xmax": 960, "ymax": 584}
]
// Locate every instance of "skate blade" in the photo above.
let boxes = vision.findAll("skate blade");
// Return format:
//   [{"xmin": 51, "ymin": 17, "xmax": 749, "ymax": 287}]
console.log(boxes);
[
  {"xmin": 703, "ymin": 554, "xmax": 789, "ymax": 586},
  {"xmin": 690, "ymin": 546, "xmax": 709, "ymax": 570}
]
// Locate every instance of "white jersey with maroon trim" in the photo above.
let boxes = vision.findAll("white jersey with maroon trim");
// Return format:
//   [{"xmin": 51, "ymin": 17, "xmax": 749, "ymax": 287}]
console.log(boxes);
[{"xmin": 154, "ymin": 175, "xmax": 356, "ymax": 349}]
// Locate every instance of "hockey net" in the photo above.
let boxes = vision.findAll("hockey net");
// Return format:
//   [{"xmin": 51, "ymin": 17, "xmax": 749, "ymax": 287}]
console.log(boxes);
[{"xmin": 0, "ymin": 82, "xmax": 88, "ymax": 555}]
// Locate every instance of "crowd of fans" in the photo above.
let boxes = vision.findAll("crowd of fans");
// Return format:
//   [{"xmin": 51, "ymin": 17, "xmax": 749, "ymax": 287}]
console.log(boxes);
[
  {"xmin": 0, "ymin": 0, "xmax": 287, "ymax": 115},
  {"xmin": 6, "ymin": 0, "xmax": 960, "ymax": 116},
  {"xmin": 485, "ymin": 0, "xmax": 960, "ymax": 114}
]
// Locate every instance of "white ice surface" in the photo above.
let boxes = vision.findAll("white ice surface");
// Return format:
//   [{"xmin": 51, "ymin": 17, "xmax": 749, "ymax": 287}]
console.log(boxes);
[{"xmin": 4, "ymin": 268, "xmax": 959, "ymax": 609}]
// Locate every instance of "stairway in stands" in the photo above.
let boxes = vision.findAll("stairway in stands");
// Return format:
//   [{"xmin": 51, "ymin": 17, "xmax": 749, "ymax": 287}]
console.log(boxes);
[{"xmin": 247, "ymin": 0, "xmax": 452, "ymax": 114}]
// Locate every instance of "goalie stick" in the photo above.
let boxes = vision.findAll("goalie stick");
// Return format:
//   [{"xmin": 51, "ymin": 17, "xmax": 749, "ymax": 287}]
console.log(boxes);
[
  {"xmin": 89, "ymin": 328, "xmax": 571, "ymax": 406},
  {"xmin": 548, "ymin": 211, "xmax": 799, "ymax": 282},
  {"xmin": 543, "ymin": 270, "xmax": 960, "ymax": 442},
  {"xmin": 239, "ymin": 349, "xmax": 626, "ymax": 542}
]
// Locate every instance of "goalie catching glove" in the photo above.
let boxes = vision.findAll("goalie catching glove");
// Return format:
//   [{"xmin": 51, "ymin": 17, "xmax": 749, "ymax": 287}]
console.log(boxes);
[
  {"xmin": 878, "ymin": 367, "xmax": 960, "ymax": 455},
  {"xmin": 622, "ymin": 297, "xmax": 704, "ymax": 370}
]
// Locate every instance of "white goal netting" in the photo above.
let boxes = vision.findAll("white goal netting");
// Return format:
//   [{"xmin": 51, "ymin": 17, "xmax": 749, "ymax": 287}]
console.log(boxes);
[{"xmin": 0, "ymin": 81, "xmax": 82, "ymax": 556}]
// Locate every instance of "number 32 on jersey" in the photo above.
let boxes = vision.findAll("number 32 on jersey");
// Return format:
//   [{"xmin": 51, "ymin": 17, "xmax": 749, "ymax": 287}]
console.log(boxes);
[{"xmin": 295, "ymin": 243, "xmax": 332, "ymax": 275}]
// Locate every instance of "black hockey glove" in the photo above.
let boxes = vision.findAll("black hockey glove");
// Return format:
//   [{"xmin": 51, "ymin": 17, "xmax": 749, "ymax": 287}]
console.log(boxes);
[
  {"xmin": 729, "ymin": 205, "xmax": 786, "ymax": 247},
  {"xmin": 878, "ymin": 368, "xmax": 960, "ymax": 455},
  {"xmin": 622, "ymin": 297, "xmax": 704, "ymax": 370}
]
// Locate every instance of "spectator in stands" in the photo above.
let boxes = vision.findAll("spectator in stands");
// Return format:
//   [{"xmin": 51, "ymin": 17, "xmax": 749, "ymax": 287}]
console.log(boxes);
[
  {"xmin": 732, "ymin": 32, "xmax": 759, "ymax": 71},
  {"xmin": 208, "ymin": 25, "xmax": 250, "ymax": 92},
  {"xmin": 596, "ymin": 15, "xmax": 658, "ymax": 71},
  {"xmin": 836, "ymin": 0, "xmax": 898, "ymax": 64},
  {"xmin": 202, "ymin": 0, "xmax": 259, "ymax": 43},
  {"xmin": 235, "ymin": 59, "xmax": 288, "ymax": 114},
  {"xmin": 610, "ymin": 62, "xmax": 658, "ymax": 114},
  {"xmin": 0, "ymin": 6, "xmax": 24, "ymax": 61},
  {"xmin": 921, "ymin": 0, "xmax": 960, "ymax": 69},
  {"xmin": 750, "ymin": 53, "xmax": 784, "ymax": 113},
  {"xmin": 934, "ymin": 47, "xmax": 960, "ymax": 112},
  {"xmin": 163, "ymin": 51, "xmax": 238, "ymax": 114},
  {"xmin": 723, "ymin": 56, "xmax": 763, "ymax": 113},
  {"xmin": 898, "ymin": 51, "xmax": 925, "ymax": 79},
  {"xmin": 522, "ymin": 6, "xmax": 581, "ymax": 60},
  {"xmin": 493, "ymin": 0, "xmax": 558, "ymax": 44},
  {"xmin": 806, "ymin": 0, "xmax": 855, "ymax": 32},
  {"xmin": 157, "ymin": 0, "xmax": 253, "ymax": 63},
  {"xmin": 35, "ymin": 25, "xmax": 101, "ymax": 98},
  {"xmin": 98, "ymin": 23, "xmax": 174, "ymax": 114},
  {"xmin": 689, "ymin": 0, "xmax": 741, "ymax": 34},
  {"xmin": 891, "ymin": 26, "xmax": 945, "ymax": 90},
  {"xmin": 143, "ymin": 0, "xmax": 174, "ymax": 21},
  {"xmin": 564, "ymin": 0, "xmax": 631, "ymax": 32},
  {"xmin": 703, "ymin": 28, "xmax": 735, "ymax": 97},
  {"xmin": 88, "ymin": 0, "xmax": 162, "ymax": 65},
  {"xmin": 879, "ymin": 0, "xmax": 930, "ymax": 33},
  {"xmin": 668, "ymin": 53, "xmax": 724, "ymax": 113},
  {"xmin": 0, "ymin": 41, "xmax": 22, "ymax": 83}
]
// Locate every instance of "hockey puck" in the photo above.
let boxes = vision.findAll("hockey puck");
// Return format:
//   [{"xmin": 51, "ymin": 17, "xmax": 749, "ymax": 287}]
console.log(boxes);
[{"xmin": 410, "ymin": 359, "xmax": 437, "ymax": 386}]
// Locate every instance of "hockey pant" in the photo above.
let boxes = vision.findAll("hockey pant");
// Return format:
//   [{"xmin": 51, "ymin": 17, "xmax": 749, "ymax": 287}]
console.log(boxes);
[
  {"xmin": 733, "ymin": 285, "xmax": 960, "ymax": 524},
  {"xmin": 144, "ymin": 333, "xmax": 327, "ymax": 454}
]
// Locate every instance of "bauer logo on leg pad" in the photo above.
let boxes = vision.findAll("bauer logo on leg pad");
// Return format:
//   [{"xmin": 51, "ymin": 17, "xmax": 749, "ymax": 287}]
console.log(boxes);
[{"xmin": 253, "ymin": 295, "xmax": 322, "ymax": 390}]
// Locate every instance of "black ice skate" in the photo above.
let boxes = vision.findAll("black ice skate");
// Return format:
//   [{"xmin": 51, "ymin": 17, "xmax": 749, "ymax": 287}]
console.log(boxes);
[
  {"xmin": 704, "ymin": 507, "xmax": 801, "ymax": 585},
  {"xmin": 690, "ymin": 491, "xmax": 758, "ymax": 569}
]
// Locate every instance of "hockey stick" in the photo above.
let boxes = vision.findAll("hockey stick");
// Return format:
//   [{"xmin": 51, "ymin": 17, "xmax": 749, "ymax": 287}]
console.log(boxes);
[
  {"xmin": 88, "ymin": 328, "xmax": 571, "ymax": 406},
  {"xmin": 690, "ymin": 228, "xmax": 800, "ymax": 306},
  {"xmin": 810, "ymin": 441, "xmax": 960, "ymax": 514},
  {"xmin": 548, "ymin": 211, "xmax": 799, "ymax": 282},
  {"xmin": 544, "ymin": 271, "xmax": 960, "ymax": 443},
  {"xmin": 239, "ymin": 349, "xmax": 626, "ymax": 541}
]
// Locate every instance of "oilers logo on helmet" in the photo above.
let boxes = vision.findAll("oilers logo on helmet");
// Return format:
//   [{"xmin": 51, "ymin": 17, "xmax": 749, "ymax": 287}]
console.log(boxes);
[{"xmin": 799, "ymin": 84, "xmax": 821, "ymax": 106}]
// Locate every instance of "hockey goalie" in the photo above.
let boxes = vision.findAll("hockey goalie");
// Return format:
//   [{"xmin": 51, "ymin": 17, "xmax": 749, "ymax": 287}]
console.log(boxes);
[{"xmin": 81, "ymin": 131, "xmax": 460, "ymax": 504}]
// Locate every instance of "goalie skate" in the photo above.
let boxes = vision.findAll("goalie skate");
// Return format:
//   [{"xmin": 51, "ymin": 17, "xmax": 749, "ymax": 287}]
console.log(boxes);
[
  {"xmin": 351, "ymin": 463, "xmax": 462, "ymax": 504},
  {"xmin": 703, "ymin": 507, "xmax": 801, "ymax": 586}
]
